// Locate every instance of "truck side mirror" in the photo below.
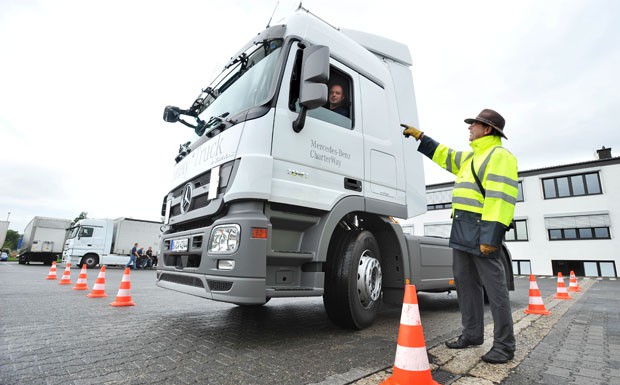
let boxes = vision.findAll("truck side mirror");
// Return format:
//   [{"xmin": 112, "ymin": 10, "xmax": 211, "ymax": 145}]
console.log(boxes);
[
  {"xmin": 293, "ymin": 45, "xmax": 329, "ymax": 132},
  {"xmin": 163, "ymin": 106, "xmax": 181, "ymax": 123}
]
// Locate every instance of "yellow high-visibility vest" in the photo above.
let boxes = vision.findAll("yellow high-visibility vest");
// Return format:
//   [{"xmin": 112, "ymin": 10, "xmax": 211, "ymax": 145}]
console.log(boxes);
[{"xmin": 430, "ymin": 135, "xmax": 518, "ymax": 227}]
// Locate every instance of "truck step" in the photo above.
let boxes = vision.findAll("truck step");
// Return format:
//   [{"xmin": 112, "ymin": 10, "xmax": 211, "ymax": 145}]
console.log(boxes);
[{"xmin": 267, "ymin": 251, "xmax": 314, "ymax": 265}]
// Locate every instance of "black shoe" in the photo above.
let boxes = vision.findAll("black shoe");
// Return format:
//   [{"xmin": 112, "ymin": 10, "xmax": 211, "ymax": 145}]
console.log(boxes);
[
  {"xmin": 445, "ymin": 335, "xmax": 483, "ymax": 349},
  {"xmin": 481, "ymin": 349, "xmax": 514, "ymax": 364}
]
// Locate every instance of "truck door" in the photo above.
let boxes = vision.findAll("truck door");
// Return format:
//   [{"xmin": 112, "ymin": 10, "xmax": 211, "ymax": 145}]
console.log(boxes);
[
  {"xmin": 74, "ymin": 226, "xmax": 95, "ymax": 254},
  {"xmin": 359, "ymin": 77, "xmax": 407, "ymax": 214},
  {"xmin": 271, "ymin": 43, "xmax": 363, "ymax": 210}
]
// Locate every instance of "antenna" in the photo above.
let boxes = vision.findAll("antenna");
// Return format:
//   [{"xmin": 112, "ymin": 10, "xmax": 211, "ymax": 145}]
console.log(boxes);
[
  {"xmin": 266, "ymin": 1, "xmax": 280, "ymax": 28},
  {"xmin": 296, "ymin": 3, "xmax": 338, "ymax": 30}
]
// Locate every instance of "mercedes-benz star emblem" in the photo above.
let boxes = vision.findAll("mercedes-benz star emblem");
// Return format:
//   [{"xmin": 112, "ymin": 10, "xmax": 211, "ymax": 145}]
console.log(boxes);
[{"xmin": 180, "ymin": 183, "xmax": 193, "ymax": 214}]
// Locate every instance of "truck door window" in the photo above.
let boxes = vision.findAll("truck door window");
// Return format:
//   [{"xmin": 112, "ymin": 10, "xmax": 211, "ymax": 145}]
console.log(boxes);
[
  {"xmin": 290, "ymin": 59, "xmax": 353, "ymax": 129},
  {"xmin": 79, "ymin": 227, "xmax": 93, "ymax": 238}
]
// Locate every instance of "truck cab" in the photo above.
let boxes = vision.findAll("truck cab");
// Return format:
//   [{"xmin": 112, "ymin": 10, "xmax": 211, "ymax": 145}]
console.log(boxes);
[
  {"xmin": 157, "ymin": 10, "xmax": 456, "ymax": 329},
  {"xmin": 64, "ymin": 218, "xmax": 116, "ymax": 268}
]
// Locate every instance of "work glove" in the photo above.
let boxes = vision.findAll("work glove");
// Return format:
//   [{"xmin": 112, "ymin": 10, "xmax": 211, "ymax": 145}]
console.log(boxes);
[
  {"xmin": 401, "ymin": 123, "xmax": 424, "ymax": 140},
  {"xmin": 480, "ymin": 244, "xmax": 497, "ymax": 256}
]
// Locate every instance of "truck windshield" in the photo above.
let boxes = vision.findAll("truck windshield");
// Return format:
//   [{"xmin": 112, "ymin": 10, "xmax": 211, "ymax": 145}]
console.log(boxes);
[
  {"xmin": 68, "ymin": 226, "xmax": 79, "ymax": 239},
  {"xmin": 193, "ymin": 39, "xmax": 283, "ymax": 136}
]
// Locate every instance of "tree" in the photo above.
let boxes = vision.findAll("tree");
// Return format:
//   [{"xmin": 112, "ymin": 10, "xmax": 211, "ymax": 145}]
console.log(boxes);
[
  {"xmin": 3, "ymin": 229, "xmax": 20, "ymax": 251},
  {"xmin": 71, "ymin": 212, "xmax": 88, "ymax": 227}
]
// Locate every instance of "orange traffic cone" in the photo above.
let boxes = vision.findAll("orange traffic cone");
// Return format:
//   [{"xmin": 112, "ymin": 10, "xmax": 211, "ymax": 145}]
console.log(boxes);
[
  {"xmin": 87, "ymin": 266, "xmax": 108, "ymax": 298},
  {"xmin": 381, "ymin": 282, "xmax": 439, "ymax": 385},
  {"xmin": 524, "ymin": 275, "xmax": 550, "ymax": 315},
  {"xmin": 45, "ymin": 261, "xmax": 58, "ymax": 280},
  {"xmin": 110, "ymin": 268, "xmax": 135, "ymax": 307},
  {"xmin": 58, "ymin": 263, "xmax": 72, "ymax": 285},
  {"xmin": 568, "ymin": 270, "xmax": 581, "ymax": 292},
  {"xmin": 554, "ymin": 272, "xmax": 572, "ymax": 300},
  {"xmin": 72, "ymin": 265, "xmax": 89, "ymax": 290}
]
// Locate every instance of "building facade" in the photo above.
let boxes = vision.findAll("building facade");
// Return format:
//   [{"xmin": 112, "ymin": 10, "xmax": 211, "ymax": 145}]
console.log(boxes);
[{"xmin": 401, "ymin": 148, "xmax": 619, "ymax": 277}]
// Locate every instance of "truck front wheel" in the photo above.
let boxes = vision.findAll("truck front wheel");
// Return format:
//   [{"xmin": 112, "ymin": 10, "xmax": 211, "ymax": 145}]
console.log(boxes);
[
  {"xmin": 82, "ymin": 255, "xmax": 99, "ymax": 269},
  {"xmin": 323, "ymin": 230, "xmax": 382, "ymax": 330}
]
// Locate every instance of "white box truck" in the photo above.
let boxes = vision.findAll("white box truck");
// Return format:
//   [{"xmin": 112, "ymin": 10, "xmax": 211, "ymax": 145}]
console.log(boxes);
[
  {"xmin": 156, "ymin": 9, "xmax": 513, "ymax": 329},
  {"xmin": 0, "ymin": 221, "xmax": 9, "ymax": 251},
  {"xmin": 19, "ymin": 217, "xmax": 72, "ymax": 265},
  {"xmin": 62, "ymin": 218, "xmax": 162, "ymax": 268}
]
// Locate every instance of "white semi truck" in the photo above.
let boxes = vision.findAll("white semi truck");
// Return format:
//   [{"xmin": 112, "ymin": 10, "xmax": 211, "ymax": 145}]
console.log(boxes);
[
  {"xmin": 156, "ymin": 9, "xmax": 513, "ymax": 329},
  {"xmin": 63, "ymin": 218, "xmax": 162, "ymax": 268},
  {"xmin": 19, "ymin": 217, "xmax": 72, "ymax": 265}
]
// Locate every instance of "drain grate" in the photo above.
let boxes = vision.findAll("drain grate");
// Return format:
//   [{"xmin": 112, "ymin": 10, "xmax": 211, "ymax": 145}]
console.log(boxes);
[{"xmin": 433, "ymin": 370, "xmax": 460, "ymax": 385}]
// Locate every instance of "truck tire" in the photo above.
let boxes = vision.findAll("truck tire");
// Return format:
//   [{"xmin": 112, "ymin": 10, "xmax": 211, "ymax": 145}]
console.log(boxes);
[
  {"xmin": 82, "ymin": 255, "xmax": 99, "ymax": 269},
  {"xmin": 18, "ymin": 255, "xmax": 26, "ymax": 265},
  {"xmin": 323, "ymin": 230, "xmax": 382, "ymax": 330}
]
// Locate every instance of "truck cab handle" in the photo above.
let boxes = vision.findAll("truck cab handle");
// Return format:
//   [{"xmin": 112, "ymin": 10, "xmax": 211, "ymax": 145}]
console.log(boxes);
[{"xmin": 344, "ymin": 178, "xmax": 362, "ymax": 192}]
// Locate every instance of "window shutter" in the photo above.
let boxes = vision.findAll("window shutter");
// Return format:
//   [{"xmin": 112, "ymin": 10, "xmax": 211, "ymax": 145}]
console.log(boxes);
[{"xmin": 544, "ymin": 214, "xmax": 610, "ymax": 229}]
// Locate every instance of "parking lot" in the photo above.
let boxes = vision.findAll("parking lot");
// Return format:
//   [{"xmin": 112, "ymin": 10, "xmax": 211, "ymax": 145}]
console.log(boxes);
[{"xmin": 1, "ymin": 263, "xmax": 567, "ymax": 384}]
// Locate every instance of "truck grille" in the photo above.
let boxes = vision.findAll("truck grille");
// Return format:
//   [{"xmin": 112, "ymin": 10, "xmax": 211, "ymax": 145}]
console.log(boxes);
[
  {"xmin": 165, "ymin": 161, "xmax": 235, "ymax": 217},
  {"xmin": 159, "ymin": 273, "xmax": 205, "ymax": 288}
]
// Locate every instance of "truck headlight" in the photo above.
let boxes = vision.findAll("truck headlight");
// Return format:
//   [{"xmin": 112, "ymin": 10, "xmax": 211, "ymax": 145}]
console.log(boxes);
[{"xmin": 208, "ymin": 224, "xmax": 240, "ymax": 254}]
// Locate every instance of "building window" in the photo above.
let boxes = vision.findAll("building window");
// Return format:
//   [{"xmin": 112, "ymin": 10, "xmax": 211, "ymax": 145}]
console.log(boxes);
[
  {"xmin": 512, "ymin": 260, "xmax": 531, "ymax": 275},
  {"xmin": 516, "ymin": 181, "xmax": 524, "ymax": 202},
  {"xmin": 542, "ymin": 172, "xmax": 602, "ymax": 199},
  {"xmin": 584, "ymin": 261, "xmax": 617, "ymax": 277},
  {"xmin": 548, "ymin": 227, "xmax": 610, "ymax": 240},
  {"xmin": 401, "ymin": 225, "xmax": 414, "ymax": 235},
  {"xmin": 426, "ymin": 189, "xmax": 453, "ymax": 211},
  {"xmin": 545, "ymin": 213, "xmax": 611, "ymax": 241},
  {"xmin": 505, "ymin": 219, "xmax": 528, "ymax": 241},
  {"xmin": 424, "ymin": 223, "xmax": 451, "ymax": 238},
  {"xmin": 427, "ymin": 202, "xmax": 452, "ymax": 211}
]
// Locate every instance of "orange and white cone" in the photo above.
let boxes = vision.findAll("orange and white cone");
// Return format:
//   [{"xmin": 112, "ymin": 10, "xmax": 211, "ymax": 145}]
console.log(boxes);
[
  {"xmin": 524, "ymin": 275, "xmax": 550, "ymax": 315},
  {"xmin": 45, "ymin": 261, "xmax": 58, "ymax": 280},
  {"xmin": 72, "ymin": 265, "xmax": 89, "ymax": 290},
  {"xmin": 58, "ymin": 263, "xmax": 72, "ymax": 285},
  {"xmin": 554, "ymin": 272, "xmax": 572, "ymax": 300},
  {"xmin": 110, "ymin": 268, "xmax": 135, "ymax": 307},
  {"xmin": 87, "ymin": 266, "xmax": 108, "ymax": 298},
  {"xmin": 568, "ymin": 270, "xmax": 581, "ymax": 292},
  {"xmin": 381, "ymin": 282, "xmax": 439, "ymax": 385}
]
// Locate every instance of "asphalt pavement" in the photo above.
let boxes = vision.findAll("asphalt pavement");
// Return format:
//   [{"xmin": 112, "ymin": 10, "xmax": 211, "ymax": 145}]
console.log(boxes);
[{"xmin": 1, "ymin": 262, "xmax": 618, "ymax": 385}]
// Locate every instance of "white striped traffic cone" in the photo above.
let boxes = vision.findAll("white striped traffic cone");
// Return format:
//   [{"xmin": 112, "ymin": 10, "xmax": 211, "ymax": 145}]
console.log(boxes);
[
  {"xmin": 381, "ymin": 282, "xmax": 439, "ymax": 385},
  {"xmin": 87, "ymin": 266, "xmax": 108, "ymax": 298},
  {"xmin": 110, "ymin": 268, "xmax": 135, "ymax": 307},
  {"xmin": 568, "ymin": 270, "xmax": 581, "ymax": 292},
  {"xmin": 58, "ymin": 263, "xmax": 72, "ymax": 285},
  {"xmin": 72, "ymin": 265, "xmax": 89, "ymax": 290},
  {"xmin": 45, "ymin": 261, "xmax": 58, "ymax": 280},
  {"xmin": 524, "ymin": 275, "xmax": 550, "ymax": 315},
  {"xmin": 554, "ymin": 272, "xmax": 572, "ymax": 300}
]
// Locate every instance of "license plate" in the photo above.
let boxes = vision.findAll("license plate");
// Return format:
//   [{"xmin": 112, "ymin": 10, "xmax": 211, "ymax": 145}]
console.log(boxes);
[{"xmin": 171, "ymin": 238, "xmax": 188, "ymax": 252}]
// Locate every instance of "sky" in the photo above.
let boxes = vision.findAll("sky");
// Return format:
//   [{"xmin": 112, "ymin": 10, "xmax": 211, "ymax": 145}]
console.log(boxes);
[{"xmin": 1, "ymin": 0, "xmax": 619, "ymax": 233}]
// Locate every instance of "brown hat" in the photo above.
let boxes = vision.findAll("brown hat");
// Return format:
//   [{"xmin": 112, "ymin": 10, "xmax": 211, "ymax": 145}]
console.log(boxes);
[{"xmin": 464, "ymin": 109, "xmax": 507, "ymax": 139}]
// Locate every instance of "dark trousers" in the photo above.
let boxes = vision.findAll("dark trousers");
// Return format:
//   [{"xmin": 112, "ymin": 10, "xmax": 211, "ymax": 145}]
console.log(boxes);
[{"xmin": 453, "ymin": 248, "xmax": 515, "ymax": 354}]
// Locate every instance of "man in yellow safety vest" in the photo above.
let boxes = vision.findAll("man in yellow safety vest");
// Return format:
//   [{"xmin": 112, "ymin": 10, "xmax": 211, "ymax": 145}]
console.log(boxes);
[{"xmin": 402, "ymin": 109, "xmax": 518, "ymax": 364}]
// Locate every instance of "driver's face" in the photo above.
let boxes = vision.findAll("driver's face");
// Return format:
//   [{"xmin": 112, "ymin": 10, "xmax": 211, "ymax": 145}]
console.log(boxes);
[{"xmin": 329, "ymin": 85, "xmax": 344, "ymax": 105}]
